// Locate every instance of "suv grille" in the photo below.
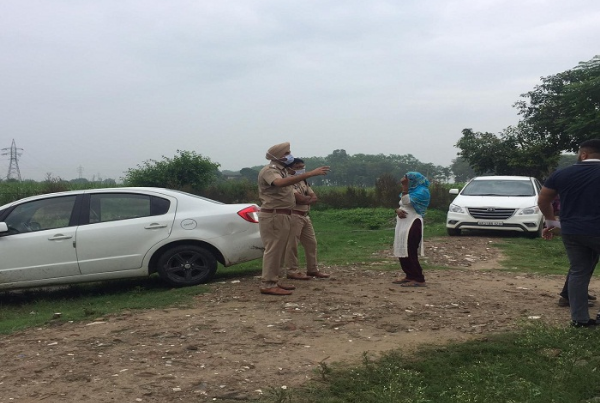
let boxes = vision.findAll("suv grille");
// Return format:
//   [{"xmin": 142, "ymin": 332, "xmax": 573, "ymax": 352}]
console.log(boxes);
[{"xmin": 468, "ymin": 208, "xmax": 515, "ymax": 220}]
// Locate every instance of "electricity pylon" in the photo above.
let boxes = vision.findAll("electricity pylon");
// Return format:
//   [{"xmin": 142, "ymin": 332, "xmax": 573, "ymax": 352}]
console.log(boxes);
[{"xmin": 1, "ymin": 139, "xmax": 23, "ymax": 181}]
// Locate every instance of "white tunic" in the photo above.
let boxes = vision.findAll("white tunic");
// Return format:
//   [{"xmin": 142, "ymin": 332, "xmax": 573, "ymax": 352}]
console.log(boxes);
[{"xmin": 393, "ymin": 194, "xmax": 424, "ymax": 258}]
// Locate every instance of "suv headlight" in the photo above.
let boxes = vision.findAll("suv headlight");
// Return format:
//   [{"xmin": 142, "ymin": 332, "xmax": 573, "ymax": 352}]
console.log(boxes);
[
  {"xmin": 517, "ymin": 206, "xmax": 540, "ymax": 215},
  {"xmin": 449, "ymin": 204, "xmax": 465, "ymax": 214}
]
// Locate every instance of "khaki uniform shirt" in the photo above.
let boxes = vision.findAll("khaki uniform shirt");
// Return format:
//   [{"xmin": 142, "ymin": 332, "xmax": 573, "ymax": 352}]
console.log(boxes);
[
  {"xmin": 292, "ymin": 180, "xmax": 314, "ymax": 213},
  {"xmin": 257, "ymin": 162, "xmax": 295, "ymax": 209}
]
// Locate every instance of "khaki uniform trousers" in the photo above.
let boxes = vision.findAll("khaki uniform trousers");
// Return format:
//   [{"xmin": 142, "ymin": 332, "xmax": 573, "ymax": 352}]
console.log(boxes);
[
  {"xmin": 285, "ymin": 214, "xmax": 318, "ymax": 273},
  {"xmin": 259, "ymin": 212, "xmax": 291, "ymax": 288}
]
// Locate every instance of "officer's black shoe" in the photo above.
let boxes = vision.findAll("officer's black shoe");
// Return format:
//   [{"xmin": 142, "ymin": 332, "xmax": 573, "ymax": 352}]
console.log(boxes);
[{"xmin": 570, "ymin": 319, "xmax": 599, "ymax": 328}]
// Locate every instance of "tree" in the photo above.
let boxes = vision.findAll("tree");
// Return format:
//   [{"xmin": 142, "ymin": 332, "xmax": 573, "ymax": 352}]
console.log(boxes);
[
  {"xmin": 124, "ymin": 150, "xmax": 220, "ymax": 191},
  {"xmin": 456, "ymin": 56, "xmax": 600, "ymax": 178},
  {"xmin": 500, "ymin": 122, "xmax": 561, "ymax": 177},
  {"xmin": 450, "ymin": 157, "xmax": 476, "ymax": 182},
  {"xmin": 239, "ymin": 168, "xmax": 259, "ymax": 182},
  {"xmin": 513, "ymin": 55, "xmax": 599, "ymax": 152},
  {"xmin": 455, "ymin": 129, "xmax": 510, "ymax": 175},
  {"xmin": 456, "ymin": 127, "xmax": 561, "ymax": 178}
]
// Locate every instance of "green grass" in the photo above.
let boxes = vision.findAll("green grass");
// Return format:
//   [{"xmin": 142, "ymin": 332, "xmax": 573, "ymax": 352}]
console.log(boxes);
[
  {"xmin": 0, "ymin": 276, "xmax": 209, "ymax": 334},
  {"xmin": 310, "ymin": 208, "xmax": 396, "ymax": 267},
  {"xmin": 494, "ymin": 237, "xmax": 573, "ymax": 275},
  {"xmin": 264, "ymin": 323, "xmax": 599, "ymax": 403}
]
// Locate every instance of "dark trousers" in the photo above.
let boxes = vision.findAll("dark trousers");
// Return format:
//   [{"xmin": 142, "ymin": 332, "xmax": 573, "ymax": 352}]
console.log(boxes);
[
  {"xmin": 561, "ymin": 234, "xmax": 600, "ymax": 322},
  {"xmin": 398, "ymin": 219, "xmax": 425, "ymax": 283}
]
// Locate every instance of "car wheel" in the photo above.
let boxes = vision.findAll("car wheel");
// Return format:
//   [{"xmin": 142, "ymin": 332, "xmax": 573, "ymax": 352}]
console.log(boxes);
[
  {"xmin": 447, "ymin": 228, "xmax": 462, "ymax": 236},
  {"xmin": 157, "ymin": 245, "xmax": 217, "ymax": 286},
  {"xmin": 527, "ymin": 221, "xmax": 544, "ymax": 239}
]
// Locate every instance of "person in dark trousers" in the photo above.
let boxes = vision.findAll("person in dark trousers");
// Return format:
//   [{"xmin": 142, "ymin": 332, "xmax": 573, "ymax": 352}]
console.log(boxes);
[
  {"xmin": 538, "ymin": 139, "xmax": 600, "ymax": 328},
  {"xmin": 558, "ymin": 274, "xmax": 596, "ymax": 307},
  {"xmin": 392, "ymin": 172, "xmax": 431, "ymax": 287}
]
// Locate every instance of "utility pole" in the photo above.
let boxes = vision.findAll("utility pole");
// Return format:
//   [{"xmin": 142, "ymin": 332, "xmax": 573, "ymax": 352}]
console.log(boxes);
[
  {"xmin": 1, "ymin": 139, "xmax": 23, "ymax": 181},
  {"xmin": 77, "ymin": 165, "xmax": 84, "ymax": 179}
]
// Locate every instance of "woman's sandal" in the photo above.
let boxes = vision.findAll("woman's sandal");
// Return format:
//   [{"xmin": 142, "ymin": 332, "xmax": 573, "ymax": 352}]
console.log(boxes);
[
  {"xmin": 392, "ymin": 278, "xmax": 412, "ymax": 284},
  {"xmin": 400, "ymin": 281, "xmax": 426, "ymax": 287}
]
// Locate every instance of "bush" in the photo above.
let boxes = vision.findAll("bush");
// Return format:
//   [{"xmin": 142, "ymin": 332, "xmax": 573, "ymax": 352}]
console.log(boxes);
[
  {"xmin": 312, "ymin": 186, "xmax": 376, "ymax": 210},
  {"xmin": 375, "ymin": 173, "xmax": 401, "ymax": 208},
  {"xmin": 124, "ymin": 150, "xmax": 219, "ymax": 191},
  {"xmin": 201, "ymin": 181, "xmax": 259, "ymax": 204}
]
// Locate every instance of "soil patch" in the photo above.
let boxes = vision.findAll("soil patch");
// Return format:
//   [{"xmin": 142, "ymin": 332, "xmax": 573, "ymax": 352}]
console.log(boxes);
[{"xmin": 0, "ymin": 236, "xmax": 598, "ymax": 402}]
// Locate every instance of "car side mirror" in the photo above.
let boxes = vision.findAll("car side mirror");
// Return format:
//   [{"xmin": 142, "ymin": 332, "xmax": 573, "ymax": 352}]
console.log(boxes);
[
  {"xmin": 449, "ymin": 189, "xmax": 459, "ymax": 195},
  {"xmin": 0, "ymin": 222, "xmax": 8, "ymax": 234}
]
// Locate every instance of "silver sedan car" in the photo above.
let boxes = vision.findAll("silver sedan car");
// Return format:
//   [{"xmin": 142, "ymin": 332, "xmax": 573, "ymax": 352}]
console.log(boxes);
[{"xmin": 0, "ymin": 187, "xmax": 264, "ymax": 291}]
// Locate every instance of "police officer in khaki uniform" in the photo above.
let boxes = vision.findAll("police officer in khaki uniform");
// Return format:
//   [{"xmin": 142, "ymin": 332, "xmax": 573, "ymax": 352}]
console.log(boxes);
[
  {"xmin": 258, "ymin": 142, "xmax": 330, "ymax": 295},
  {"xmin": 284, "ymin": 158, "xmax": 330, "ymax": 280}
]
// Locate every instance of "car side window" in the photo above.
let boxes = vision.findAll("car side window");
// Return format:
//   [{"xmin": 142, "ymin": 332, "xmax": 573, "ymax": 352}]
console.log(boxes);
[
  {"xmin": 89, "ymin": 194, "xmax": 170, "ymax": 223},
  {"xmin": 4, "ymin": 196, "xmax": 77, "ymax": 234},
  {"xmin": 151, "ymin": 196, "xmax": 171, "ymax": 215}
]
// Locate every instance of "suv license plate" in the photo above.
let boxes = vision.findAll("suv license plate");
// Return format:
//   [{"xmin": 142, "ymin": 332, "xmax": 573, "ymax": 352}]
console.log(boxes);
[{"xmin": 478, "ymin": 221, "xmax": 503, "ymax": 226}]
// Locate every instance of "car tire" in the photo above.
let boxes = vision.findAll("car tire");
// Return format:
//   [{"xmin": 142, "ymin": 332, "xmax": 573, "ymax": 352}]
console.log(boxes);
[
  {"xmin": 527, "ymin": 221, "xmax": 544, "ymax": 239},
  {"xmin": 447, "ymin": 228, "xmax": 462, "ymax": 236},
  {"xmin": 157, "ymin": 245, "xmax": 217, "ymax": 286}
]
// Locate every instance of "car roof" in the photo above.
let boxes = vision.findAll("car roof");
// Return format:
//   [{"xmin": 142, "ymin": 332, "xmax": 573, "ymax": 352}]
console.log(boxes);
[
  {"xmin": 0, "ymin": 187, "xmax": 197, "ymax": 210},
  {"xmin": 13, "ymin": 187, "xmax": 176, "ymax": 198},
  {"xmin": 471, "ymin": 176, "xmax": 533, "ymax": 181}
]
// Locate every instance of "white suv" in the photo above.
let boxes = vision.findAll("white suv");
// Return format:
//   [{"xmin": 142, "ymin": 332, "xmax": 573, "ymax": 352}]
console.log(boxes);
[{"xmin": 446, "ymin": 176, "xmax": 544, "ymax": 238}]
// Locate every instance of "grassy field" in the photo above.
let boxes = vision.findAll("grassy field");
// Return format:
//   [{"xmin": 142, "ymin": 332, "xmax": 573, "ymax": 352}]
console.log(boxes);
[
  {"xmin": 1, "ymin": 208, "xmax": 598, "ymax": 403},
  {"xmin": 263, "ymin": 323, "xmax": 598, "ymax": 403}
]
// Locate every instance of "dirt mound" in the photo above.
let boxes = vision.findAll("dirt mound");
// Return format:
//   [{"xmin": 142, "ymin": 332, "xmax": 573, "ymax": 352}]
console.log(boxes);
[{"xmin": 0, "ymin": 236, "xmax": 597, "ymax": 402}]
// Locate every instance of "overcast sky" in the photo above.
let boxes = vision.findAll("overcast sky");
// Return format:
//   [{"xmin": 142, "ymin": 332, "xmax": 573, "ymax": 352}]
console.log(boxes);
[{"xmin": 1, "ymin": 1, "xmax": 599, "ymax": 181}]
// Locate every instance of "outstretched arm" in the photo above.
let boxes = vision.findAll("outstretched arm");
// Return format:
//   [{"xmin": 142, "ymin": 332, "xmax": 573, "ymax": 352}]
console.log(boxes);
[{"xmin": 273, "ymin": 166, "xmax": 330, "ymax": 187}]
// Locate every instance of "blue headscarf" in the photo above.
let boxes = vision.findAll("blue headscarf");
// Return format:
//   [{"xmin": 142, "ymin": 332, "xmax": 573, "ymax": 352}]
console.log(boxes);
[{"xmin": 400, "ymin": 171, "xmax": 431, "ymax": 217}]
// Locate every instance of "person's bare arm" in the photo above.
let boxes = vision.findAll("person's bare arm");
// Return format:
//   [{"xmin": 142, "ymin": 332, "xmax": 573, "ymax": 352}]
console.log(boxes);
[
  {"xmin": 538, "ymin": 186, "xmax": 560, "ymax": 239},
  {"xmin": 537, "ymin": 186, "xmax": 558, "ymax": 221}
]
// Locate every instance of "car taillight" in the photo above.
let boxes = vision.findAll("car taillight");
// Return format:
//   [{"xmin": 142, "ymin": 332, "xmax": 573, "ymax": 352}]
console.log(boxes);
[{"xmin": 237, "ymin": 206, "xmax": 259, "ymax": 223}]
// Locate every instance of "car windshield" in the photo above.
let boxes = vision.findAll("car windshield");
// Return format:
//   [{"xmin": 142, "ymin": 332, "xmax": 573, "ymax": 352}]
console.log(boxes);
[{"xmin": 461, "ymin": 180, "xmax": 535, "ymax": 196}]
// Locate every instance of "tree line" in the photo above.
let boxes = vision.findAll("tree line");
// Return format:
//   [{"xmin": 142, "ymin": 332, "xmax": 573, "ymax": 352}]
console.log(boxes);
[{"xmin": 234, "ymin": 149, "xmax": 454, "ymax": 186}]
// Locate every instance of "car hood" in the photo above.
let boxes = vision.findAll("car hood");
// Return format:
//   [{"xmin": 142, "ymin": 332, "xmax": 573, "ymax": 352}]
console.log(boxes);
[{"xmin": 452, "ymin": 195, "xmax": 538, "ymax": 208}]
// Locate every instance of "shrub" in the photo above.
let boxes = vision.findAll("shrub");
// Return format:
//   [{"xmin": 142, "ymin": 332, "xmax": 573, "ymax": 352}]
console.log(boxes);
[
  {"xmin": 123, "ymin": 150, "xmax": 219, "ymax": 191},
  {"xmin": 201, "ymin": 181, "xmax": 260, "ymax": 204}
]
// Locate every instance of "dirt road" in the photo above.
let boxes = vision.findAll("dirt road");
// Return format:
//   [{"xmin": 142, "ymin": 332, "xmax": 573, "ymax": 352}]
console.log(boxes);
[{"xmin": 0, "ymin": 236, "xmax": 598, "ymax": 402}]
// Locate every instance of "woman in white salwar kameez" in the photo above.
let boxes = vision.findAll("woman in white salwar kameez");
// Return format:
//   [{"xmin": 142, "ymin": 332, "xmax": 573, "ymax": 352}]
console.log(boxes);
[{"xmin": 392, "ymin": 172, "xmax": 431, "ymax": 287}]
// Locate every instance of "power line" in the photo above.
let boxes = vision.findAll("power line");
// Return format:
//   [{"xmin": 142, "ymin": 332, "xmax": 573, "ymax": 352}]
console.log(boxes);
[{"xmin": 1, "ymin": 139, "xmax": 23, "ymax": 181}]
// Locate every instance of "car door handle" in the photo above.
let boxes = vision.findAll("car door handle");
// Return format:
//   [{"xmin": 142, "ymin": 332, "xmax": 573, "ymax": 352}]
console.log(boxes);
[
  {"xmin": 48, "ymin": 234, "xmax": 73, "ymax": 241},
  {"xmin": 144, "ymin": 223, "xmax": 168, "ymax": 229}
]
